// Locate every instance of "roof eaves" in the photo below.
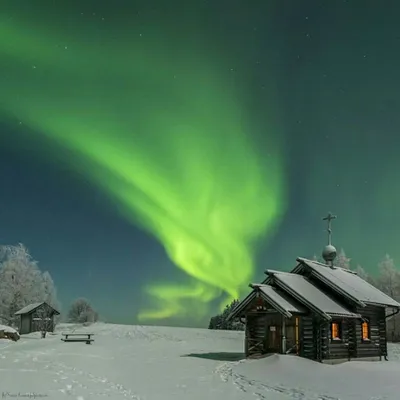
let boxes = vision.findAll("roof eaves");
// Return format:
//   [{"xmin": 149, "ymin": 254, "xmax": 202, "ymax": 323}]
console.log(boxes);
[
  {"xmin": 15, "ymin": 302, "xmax": 44, "ymax": 315},
  {"xmin": 328, "ymin": 312, "xmax": 361, "ymax": 319},
  {"xmin": 364, "ymin": 301, "xmax": 400, "ymax": 309}
]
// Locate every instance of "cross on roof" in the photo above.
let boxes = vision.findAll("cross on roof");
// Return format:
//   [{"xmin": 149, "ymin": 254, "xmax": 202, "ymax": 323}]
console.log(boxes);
[{"xmin": 322, "ymin": 212, "xmax": 336, "ymax": 245}]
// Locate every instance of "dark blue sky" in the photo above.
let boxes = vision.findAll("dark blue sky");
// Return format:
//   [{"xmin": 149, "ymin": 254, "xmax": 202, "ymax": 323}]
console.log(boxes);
[{"xmin": 1, "ymin": 0, "xmax": 400, "ymax": 326}]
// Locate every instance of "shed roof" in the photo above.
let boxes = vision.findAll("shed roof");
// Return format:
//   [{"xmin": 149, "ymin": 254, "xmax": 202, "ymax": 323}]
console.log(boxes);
[
  {"xmin": 267, "ymin": 270, "xmax": 361, "ymax": 320},
  {"xmin": 297, "ymin": 258, "xmax": 400, "ymax": 308},
  {"xmin": 15, "ymin": 302, "xmax": 60, "ymax": 315}
]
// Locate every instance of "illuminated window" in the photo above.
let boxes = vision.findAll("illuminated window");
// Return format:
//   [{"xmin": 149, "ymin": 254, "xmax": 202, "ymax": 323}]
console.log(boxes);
[
  {"xmin": 331, "ymin": 322, "xmax": 341, "ymax": 340},
  {"xmin": 362, "ymin": 320, "xmax": 370, "ymax": 341}
]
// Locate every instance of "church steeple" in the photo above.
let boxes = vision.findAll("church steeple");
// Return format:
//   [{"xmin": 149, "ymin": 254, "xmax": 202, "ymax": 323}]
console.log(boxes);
[{"xmin": 322, "ymin": 212, "xmax": 337, "ymax": 267}]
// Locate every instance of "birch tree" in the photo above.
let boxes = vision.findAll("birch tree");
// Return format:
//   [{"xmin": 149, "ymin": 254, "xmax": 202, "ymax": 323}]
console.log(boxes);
[{"xmin": 68, "ymin": 298, "xmax": 98, "ymax": 324}]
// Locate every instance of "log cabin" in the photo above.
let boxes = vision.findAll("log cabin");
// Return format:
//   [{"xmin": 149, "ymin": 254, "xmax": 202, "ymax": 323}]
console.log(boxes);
[{"xmin": 228, "ymin": 214, "xmax": 400, "ymax": 363}]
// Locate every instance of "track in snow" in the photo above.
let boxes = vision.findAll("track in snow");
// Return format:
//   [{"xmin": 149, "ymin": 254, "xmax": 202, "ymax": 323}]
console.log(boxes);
[{"xmin": 215, "ymin": 361, "xmax": 340, "ymax": 400}]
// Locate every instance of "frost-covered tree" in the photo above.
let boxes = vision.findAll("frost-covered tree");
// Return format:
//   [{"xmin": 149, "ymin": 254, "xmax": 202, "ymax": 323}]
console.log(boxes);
[
  {"xmin": 334, "ymin": 248, "xmax": 351, "ymax": 269},
  {"xmin": 0, "ymin": 244, "xmax": 44, "ymax": 325},
  {"xmin": 68, "ymin": 298, "xmax": 98, "ymax": 324},
  {"xmin": 355, "ymin": 265, "xmax": 369, "ymax": 280},
  {"xmin": 41, "ymin": 271, "xmax": 61, "ymax": 325},
  {"xmin": 377, "ymin": 255, "xmax": 400, "ymax": 341},
  {"xmin": 376, "ymin": 254, "xmax": 400, "ymax": 300},
  {"xmin": 41, "ymin": 271, "xmax": 61, "ymax": 310},
  {"xmin": 312, "ymin": 254, "xmax": 323, "ymax": 263},
  {"xmin": 0, "ymin": 244, "xmax": 60, "ymax": 327}
]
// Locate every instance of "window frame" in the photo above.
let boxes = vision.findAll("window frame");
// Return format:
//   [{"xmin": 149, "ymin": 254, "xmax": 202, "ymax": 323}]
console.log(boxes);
[
  {"xmin": 361, "ymin": 318, "xmax": 371, "ymax": 342},
  {"xmin": 330, "ymin": 320, "xmax": 343, "ymax": 343}
]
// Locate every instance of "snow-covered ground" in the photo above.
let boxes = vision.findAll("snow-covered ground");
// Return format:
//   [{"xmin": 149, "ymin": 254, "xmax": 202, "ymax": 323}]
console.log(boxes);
[{"xmin": 0, "ymin": 322, "xmax": 399, "ymax": 400}]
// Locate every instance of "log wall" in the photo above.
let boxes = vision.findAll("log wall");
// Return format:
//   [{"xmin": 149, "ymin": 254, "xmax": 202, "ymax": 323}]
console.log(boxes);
[
  {"xmin": 300, "ymin": 315, "xmax": 314, "ymax": 359},
  {"xmin": 354, "ymin": 305, "xmax": 385, "ymax": 358}
]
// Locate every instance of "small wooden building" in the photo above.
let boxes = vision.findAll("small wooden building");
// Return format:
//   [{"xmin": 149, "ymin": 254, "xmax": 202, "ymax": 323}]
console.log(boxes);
[
  {"xmin": 229, "ymin": 215, "xmax": 400, "ymax": 363},
  {"xmin": 230, "ymin": 259, "xmax": 400, "ymax": 362},
  {"xmin": 15, "ymin": 302, "xmax": 60, "ymax": 335}
]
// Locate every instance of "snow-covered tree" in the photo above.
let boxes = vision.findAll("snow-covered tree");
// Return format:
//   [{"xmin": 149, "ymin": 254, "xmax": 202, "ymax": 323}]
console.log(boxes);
[
  {"xmin": 41, "ymin": 271, "xmax": 61, "ymax": 326},
  {"xmin": 208, "ymin": 299, "xmax": 244, "ymax": 331},
  {"xmin": 355, "ymin": 264, "xmax": 377, "ymax": 285},
  {"xmin": 355, "ymin": 265, "xmax": 369, "ymax": 280},
  {"xmin": 312, "ymin": 254, "xmax": 323, "ymax": 263},
  {"xmin": 68, "ymin": 298, "xmax": 98, "ymax": 324},
  {"xmin": 0, "ymin": 244, "xmax": 44, "ymax": 325},
  {"xmin": 0, "ymin": 244, "xmax": 60, "ymax": 327},
  {"xmin": 377, "ymin": 255, "xmax": 400, "ymax": 341},
  {"xmin": 42, "ymin": 272, "xmax": 61, "ymax": 310},
  {"xmin": 334, "ymin": 248, "xmax": 351, "ymax": 269},
  {"xmin": 376, "ymin": 254, "xmax": 400, "ymax": 300}
]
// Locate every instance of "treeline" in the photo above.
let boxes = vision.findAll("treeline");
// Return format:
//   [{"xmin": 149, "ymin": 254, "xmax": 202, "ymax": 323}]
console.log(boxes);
[
  {"xmin": 209, "ymin": 250, "xmax": 400, "ymax": 341},
  {"xmin": 208, "ymin": 300, "xmax": 244, "ymax": 331},
  {"xmin": 0, "ymin": 243, "xmax": 98, "ymax": 329}
]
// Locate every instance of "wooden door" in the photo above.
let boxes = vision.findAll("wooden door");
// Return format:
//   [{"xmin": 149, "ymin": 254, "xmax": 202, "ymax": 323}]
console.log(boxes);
[{"xmin": 266, "ymin": 324, "xmax": 281, "ymax": 353}]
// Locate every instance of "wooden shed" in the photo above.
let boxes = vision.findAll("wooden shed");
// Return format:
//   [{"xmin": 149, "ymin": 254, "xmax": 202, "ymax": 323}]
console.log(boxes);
[
  {"xmin": 15, "ymin": 302, "xmax": 60, "ymax": 335},
  {"xmin": 228, "ymin": 214, "xmax": 400, "ymax": 363}
]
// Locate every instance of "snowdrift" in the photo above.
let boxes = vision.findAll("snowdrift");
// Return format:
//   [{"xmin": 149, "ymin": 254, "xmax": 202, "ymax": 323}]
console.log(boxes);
[{"xmin": 0, "ymin": 323, "xmax": 399, "ymax": 399}]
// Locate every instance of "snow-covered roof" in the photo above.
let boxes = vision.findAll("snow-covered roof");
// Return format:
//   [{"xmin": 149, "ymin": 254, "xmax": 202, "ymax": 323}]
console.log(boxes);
[
  {"xmin": 229, "ymin": 283, "xmax": 307, "ymax": 320},
  {"xmin": 15, "ymin": 302, "xmax": 60, "ymax": 316},
  {"xmin": 15, "ymin": 302, "xmax": 44, "ymax": 315},
  {"xmin": 253, "ymin": 284, "xmax": 307, "ymax": 316},
  {"xmin": 297, "ymin": 258, "xmax": 400, "ymax": 308},
  {"xmin": 268, "ymin": 270, "xmax": 361, "ymax": 320}
]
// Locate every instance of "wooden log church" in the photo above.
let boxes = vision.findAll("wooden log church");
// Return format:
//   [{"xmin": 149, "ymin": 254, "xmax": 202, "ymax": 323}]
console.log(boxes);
[{"xmin": 229, "ymin": 213, "xmax": 400, "ymax": 363}]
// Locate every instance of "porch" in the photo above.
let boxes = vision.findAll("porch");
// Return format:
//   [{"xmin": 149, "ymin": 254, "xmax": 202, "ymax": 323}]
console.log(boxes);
[{"xmin": 245, "ymin": 312, "xmax": 301, "ymax": 357}]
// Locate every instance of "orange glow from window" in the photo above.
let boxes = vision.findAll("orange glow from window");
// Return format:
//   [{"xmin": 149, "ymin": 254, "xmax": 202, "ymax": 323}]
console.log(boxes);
[
  {"xmin": 331, "ymin": 322, "xmax": 340, "ymax": 339},
  {"xmin": 362, "ymin": 321, "xmax": 369, "ymax": 340}
]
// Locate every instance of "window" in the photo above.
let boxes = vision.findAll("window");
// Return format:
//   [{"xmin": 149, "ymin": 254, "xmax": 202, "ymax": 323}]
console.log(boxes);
[
  {"xmin": 362, "ymin": 319, "xmax": 370, "ymax": 341},
  {"xmin": 331, "ymin": 321, "xmax": 341, "ymax": 341}
]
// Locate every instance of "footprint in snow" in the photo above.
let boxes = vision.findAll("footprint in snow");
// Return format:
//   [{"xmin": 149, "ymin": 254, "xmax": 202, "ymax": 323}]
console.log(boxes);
[{"xmin": 59, "ymin": 384, "xmax": 74, "ymax": 395}]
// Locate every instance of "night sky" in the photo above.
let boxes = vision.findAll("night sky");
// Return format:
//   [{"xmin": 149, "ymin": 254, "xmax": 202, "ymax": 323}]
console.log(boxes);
[{"xmin": 1, "ymin": 0, "xmax": 399, "ymax": 327}]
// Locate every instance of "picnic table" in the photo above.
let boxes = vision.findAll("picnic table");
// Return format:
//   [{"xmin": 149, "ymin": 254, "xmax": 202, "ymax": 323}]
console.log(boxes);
[{"xmin": 61, "ymin": 332, "xmax": 94, "ymax": 344}]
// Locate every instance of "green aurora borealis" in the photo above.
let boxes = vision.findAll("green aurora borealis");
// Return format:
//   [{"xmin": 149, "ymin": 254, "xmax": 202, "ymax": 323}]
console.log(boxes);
[
  {"xmin": 0, "ymin": 5, "xmax": 285, "ymax": 321},
  {"xmin": 1, "ymin": 1, "xmax": 400, "ymax": 325}
]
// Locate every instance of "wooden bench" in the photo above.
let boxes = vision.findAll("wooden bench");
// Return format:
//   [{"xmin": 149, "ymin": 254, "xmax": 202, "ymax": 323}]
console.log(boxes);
[{"xmin": 61, "ymin": 332, "xmax": 94, "ymax": 345}]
